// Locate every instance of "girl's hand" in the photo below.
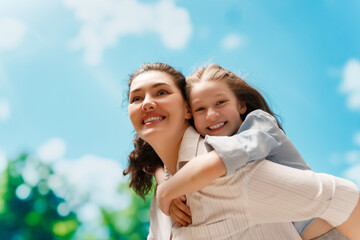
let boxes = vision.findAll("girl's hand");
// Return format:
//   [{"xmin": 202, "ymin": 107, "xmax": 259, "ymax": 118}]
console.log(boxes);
[
  {"xmin": 156, "ymin": 182, "xmax": 192, "ymax": 226},
  {"xmin": 169, "ymin": 195, "xmax": 192, "ymax": 227}
]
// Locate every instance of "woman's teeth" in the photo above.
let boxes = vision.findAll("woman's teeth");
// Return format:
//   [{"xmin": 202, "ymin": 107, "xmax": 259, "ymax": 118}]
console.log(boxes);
[{"xmin": 144, "ymin": 116, "xmax": 164, "ymax": 124}]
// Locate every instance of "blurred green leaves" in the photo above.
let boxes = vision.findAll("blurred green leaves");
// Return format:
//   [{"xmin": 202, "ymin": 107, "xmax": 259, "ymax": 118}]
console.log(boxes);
[
  {"xmin": 0, "ymin": 153, "xmax": 79, "ymax": 240},
  {"xmin": 0, "ymin": 153, "xmax": 152, "ymax": 240}
]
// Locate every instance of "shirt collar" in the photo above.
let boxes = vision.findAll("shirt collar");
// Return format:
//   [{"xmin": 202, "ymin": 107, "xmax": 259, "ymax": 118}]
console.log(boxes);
[
  {"xmin": 163, "ymin": 126, "xmax": 201, "ymax": 179},
  {"xmin": 177, "ymin": 126, "xmax": 201, "ymax": 170}
]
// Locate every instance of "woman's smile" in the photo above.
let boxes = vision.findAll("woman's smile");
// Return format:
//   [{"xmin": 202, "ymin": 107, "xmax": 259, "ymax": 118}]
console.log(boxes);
[
  {"xmin": 128, "ymin": 70, "xmax": 191, "ymax": 142},
  {"xmin": 143, "ymin": 113, "xmax": 166, "ymax": 125}
]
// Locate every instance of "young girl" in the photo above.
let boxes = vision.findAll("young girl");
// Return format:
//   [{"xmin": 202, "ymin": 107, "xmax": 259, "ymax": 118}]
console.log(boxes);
[{"xmin": 155, "ymin": 64, "xmax": 344, "ymax": 239}]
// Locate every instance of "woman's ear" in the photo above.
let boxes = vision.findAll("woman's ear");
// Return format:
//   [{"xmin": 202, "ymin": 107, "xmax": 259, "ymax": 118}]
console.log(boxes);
[{"xmin": 239, "ymin": 101, "xmax": 247, "ymax": 114}]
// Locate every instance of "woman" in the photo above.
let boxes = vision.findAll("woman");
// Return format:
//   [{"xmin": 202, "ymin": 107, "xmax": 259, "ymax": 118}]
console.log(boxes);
[{"xmin": 124, "ymin": 63, "xmax": 360, "ymax": 239}]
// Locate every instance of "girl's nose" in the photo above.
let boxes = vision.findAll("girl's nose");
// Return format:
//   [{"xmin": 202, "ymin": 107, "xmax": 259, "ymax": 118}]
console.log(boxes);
[{"xmin": 206, "ymin": 108, "xmax": 220, "ymax": 121}]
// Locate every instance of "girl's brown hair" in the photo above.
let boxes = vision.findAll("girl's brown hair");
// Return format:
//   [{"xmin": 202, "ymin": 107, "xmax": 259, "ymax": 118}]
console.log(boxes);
[
  {"xmin": 123, "ymin": 63, "xmax": 187, "ymax": 199},
  {"xmin": 186, "ymin": 64, "xmax": 283, "ymax": 130}
]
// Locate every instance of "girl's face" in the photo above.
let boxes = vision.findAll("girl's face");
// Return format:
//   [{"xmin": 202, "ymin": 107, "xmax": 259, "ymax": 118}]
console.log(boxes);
[
  {"xmin": 128, "ymin": 71, "xmax": 191, "ymax": 143},
  {"xmin": 189, "ymin": 80, "xmax": 247, "ymax": 137}
]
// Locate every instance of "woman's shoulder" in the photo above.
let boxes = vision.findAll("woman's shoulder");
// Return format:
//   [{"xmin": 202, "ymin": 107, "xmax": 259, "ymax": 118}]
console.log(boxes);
[{"xmin": 184, "ymin": 125, "xmax": 198, "ymax": 135}]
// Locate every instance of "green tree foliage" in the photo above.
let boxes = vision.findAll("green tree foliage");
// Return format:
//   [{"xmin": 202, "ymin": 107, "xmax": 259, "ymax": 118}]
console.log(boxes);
[
  {"xmin": 0, "ymin": 153, "xmax": 153, "ymax": 240},
  {"xmin": 101, "ymin": 184, "xmax": 153, "ymax": 240},
  {"xmin": 0, "ymin": 153, "xmax": 79, "ymax": 240}
]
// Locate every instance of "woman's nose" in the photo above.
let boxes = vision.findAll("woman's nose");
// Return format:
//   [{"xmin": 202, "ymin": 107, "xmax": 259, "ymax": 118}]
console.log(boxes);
[{"xmin": 142, "ymin": 96, "xmax": 156, "ymax": 111}]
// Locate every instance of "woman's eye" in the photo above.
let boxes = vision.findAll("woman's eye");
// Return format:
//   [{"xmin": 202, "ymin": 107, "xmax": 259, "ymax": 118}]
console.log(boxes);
[
  {"xmin": 157, "ymin": 89, "xmax": 169, "ymax": 96},
  {"xmin": 216, "ymin": 100, "xmax": 226, "ymax": 105},
  {"xmin": 131, "ymin": 96, "xmax": 142, "ymax": 103}
]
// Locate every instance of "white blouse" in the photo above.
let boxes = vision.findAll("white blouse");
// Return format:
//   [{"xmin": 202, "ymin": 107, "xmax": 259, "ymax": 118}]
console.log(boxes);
[{"xmin": 148, "ymin": 126, "xmax": 359, "ymax": 239}]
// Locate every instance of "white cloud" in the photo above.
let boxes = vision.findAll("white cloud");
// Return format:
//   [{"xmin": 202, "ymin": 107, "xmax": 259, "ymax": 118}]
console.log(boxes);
[
  {"xmin": 339, "ymin": 58, "xmax": 360, "ymax": 110},
  {"xmin": 344, "ymin": 150, "xmax": 360, "ymax": 165},
  {"xmin": 63, "ymin": 0, "xmax": 192, "ymax": 65},
  {"xmin": 50, "ymin": 155, "xmax": 128, "ymax": 214},
  {"xmin": 37, "ymin": 138, "xmax": 67, "ymax": 163},
  {"xmin": 92, "ymin": 68, "xmax": 124, "ymax": 103},
  {"xmin": 220, "ymin": 33, "xmax": 247, "ymax": 50},
  {"xmin": 0, "ymin": 98, "xmax": 10, "ymax": 121},
  {"xmin": 0, "ymin": 17, "xmax": 26, "ymax": 51},
  {"xmin": 344, "ymin": 163, "xmax": 360, "ymax": 188}
]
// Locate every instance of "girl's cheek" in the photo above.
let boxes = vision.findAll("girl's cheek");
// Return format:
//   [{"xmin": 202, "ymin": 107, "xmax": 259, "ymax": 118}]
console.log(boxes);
[{"xmin": 193, "ymin": 116, "xmax": 202, "ymax": 128}]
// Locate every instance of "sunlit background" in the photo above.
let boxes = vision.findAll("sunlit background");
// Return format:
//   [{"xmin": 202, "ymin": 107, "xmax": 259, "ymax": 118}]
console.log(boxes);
[{"xmin": 1, "ymin": 0, "xmax": 360, "ymax": 239}]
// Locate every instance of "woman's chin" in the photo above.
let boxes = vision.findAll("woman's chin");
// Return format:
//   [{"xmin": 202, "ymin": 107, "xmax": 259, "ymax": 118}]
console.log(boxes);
[{"xmin": 139, "ymin": 128, "xmax": 166, "ymax": 143}]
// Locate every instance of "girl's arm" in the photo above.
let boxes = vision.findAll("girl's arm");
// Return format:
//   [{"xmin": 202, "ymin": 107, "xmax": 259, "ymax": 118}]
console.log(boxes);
[
  {"xmin": 153, "ymin": 166, "xmax": 192, "ymax": 225},
  {"xmin": 156, "ymin": 150, "xmax": 226, "ymax": 215},
  {"xmin": 154, "ymin": 166, "xmax": 166, "ymax": 184}
]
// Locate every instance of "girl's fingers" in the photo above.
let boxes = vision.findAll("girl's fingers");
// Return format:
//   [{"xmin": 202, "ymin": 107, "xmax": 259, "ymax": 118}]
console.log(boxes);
[
  {"xmin": 179, "ymin": 195, "xmax": 187, "ymax": 202},
  {"xmin": 174, "ymin": 197, "xmax": 192, "ymax": 217},
  {"xmin": 170, "ymin": 203, "xmax": 188, "ymax": 226},
  {"xmin": 171, "ymin": 198, "xmax": 192, "ymax": 224}
]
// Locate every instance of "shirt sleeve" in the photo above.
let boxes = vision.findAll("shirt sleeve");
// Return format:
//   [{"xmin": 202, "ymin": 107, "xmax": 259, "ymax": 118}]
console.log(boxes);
[
  {"xmin": 246, "ymin": 160, "xmax": 359, "ymax": 227},
  {"xmin": 205, "ymin": 110, "xmax": 285, "ymax": 175},
  {"xmin": 147, "ymin": 228, "xmax": 155, "ymax": 240},
  {"xmin": 147, "ymin": 186, "xmax": 173, "ymax": 239}
]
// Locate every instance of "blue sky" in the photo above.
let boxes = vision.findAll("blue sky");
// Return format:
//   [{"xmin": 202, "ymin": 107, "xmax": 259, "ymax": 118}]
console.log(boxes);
[{"xmin": 1, "ymin": 0, "xmax": 360, "ymax": 189}]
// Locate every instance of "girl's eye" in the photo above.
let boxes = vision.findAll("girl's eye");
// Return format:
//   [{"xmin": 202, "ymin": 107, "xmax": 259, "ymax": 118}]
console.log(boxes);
[
  {"xmin": 216, "ymin": 100, "xmax": 226, "ymax": 105},
  {"xmin": 131, "ymin": 96, "xmax": 142, "ymax": 103},
  {"xmin": 157, "ymin": 89, "xmax": 169, "ymax": 96},
  {"xmin": 194, "ymin": 107, "xmax": 205, "ymax": 112}
]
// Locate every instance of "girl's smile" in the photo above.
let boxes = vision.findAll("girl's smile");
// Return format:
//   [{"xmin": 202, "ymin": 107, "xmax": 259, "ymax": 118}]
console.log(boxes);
[
  {"xmin": 189, "ymin": 80, "xmax": 246, "ymax": 137},
  {"xmin": 207, "ymin": 121, "xmax": 227, "ymax": 131}
]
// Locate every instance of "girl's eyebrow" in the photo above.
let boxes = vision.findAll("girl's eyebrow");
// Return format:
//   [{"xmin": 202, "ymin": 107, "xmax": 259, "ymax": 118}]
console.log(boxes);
[
  {"xmin": 192, "ymin": 92, "xmax": 228, "ymax": 101},
  {"xmin": 130, "ymin": 82, "xmax": 171, "ymax": 94}
]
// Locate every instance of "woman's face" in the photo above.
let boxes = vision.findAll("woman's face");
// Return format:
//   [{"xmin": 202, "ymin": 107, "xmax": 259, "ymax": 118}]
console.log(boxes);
[{"xmin": 128, "ymin": 71, "xmax": 191, "ymax": 144}]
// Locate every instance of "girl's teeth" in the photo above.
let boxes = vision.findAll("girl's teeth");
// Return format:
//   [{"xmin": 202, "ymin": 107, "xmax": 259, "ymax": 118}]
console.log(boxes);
[
  {"xmin": 144, "ymin": 116, "xmax": 163, "ymax": 124},
  {"xmin": 209, "ymin": 122, "xmax": 225, "ymax": 130}
]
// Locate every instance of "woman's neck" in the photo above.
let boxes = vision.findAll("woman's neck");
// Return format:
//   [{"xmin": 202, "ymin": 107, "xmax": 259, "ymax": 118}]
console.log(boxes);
[
  {"xmin": 156, "ymin": 142, "xmax": 181, "ymax": 175},
  {"xmin": 150, "ymin": 125, "xmax": 189, "ymax": 175}
]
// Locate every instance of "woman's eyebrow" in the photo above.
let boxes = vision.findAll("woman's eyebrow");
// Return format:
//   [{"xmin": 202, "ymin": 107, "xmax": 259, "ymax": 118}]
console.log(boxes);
[
  {"xmin": 130, "ymin": 83, "xmax": 171, "ymax": 94},
  {"xmin": 152, "ymin": 82, "xmax": 171, "ymax": 88}
]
